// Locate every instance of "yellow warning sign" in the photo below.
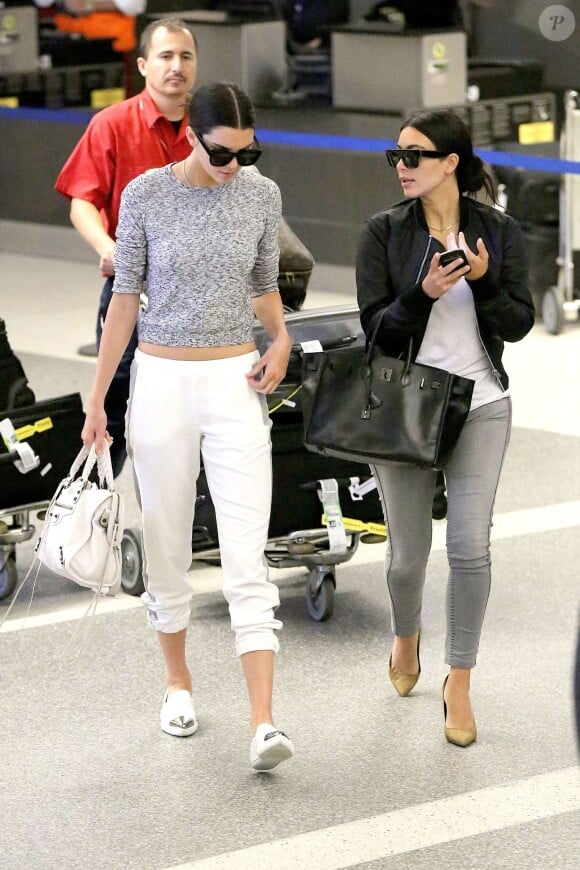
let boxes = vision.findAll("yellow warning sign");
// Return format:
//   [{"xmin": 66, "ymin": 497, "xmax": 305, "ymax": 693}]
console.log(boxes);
[
  {"xmin": 518, "ymin": 121, "xmax": 555, "ymax": 145},
  {"xmin": 91, "ymin": 88, "xmax": 126, "ymax": 109}
]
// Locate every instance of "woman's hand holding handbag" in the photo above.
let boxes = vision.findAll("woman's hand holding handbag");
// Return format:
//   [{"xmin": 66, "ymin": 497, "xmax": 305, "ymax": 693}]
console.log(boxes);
[
  {"xmin": 35, "ymin": 442, "xmax": 124, "ymax": 595},
  {"xmin": 0, "ymin": 442, "xmax": 125, "ymax": 637}
]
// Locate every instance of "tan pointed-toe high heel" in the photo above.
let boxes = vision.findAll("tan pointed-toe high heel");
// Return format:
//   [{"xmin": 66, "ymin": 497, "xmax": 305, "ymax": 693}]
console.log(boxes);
[
  {"xmin": 442, "ymin": 675, "xmax": 477, "ymax": 747},
  {"xmin": 388, "ymin": 630, "xmax": 421, "ymax": 697}
]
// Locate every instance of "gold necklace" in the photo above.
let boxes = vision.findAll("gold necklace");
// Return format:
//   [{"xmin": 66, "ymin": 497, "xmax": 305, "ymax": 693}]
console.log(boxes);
[
  {"xmin": 182, "ymin": 159, "xmax": 195, "ymax": 187},
  {"xmin": 427, "ymin": 218, "xmax": 459, "ymax": 232}
]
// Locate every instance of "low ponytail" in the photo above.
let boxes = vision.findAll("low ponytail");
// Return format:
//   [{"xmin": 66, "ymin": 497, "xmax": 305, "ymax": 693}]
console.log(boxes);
[{"xmin": 458, "ymin": 153, "xmax": 497, "ymax": 203}]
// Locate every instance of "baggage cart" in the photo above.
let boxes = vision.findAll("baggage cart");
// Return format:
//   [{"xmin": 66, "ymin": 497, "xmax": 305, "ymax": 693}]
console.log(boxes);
[{"xmin": 542, "ymin": 90, "xmax": 580, "ymax": 334}]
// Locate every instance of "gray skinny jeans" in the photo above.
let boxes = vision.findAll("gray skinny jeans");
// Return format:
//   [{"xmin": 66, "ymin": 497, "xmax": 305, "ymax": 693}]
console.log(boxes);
[{"xmin": 371, "ymin": 396, "xmax": 512, "ymax": 669}]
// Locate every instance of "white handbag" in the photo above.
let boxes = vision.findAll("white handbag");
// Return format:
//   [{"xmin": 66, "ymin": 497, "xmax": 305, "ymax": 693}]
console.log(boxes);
[{"xmin": 35, "ymin": 443, "xmax": 124, "ymax": 596}]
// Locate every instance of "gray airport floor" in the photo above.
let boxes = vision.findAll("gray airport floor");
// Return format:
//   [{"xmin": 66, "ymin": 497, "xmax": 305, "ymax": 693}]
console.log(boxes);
[{"xmin": 0, "ymin": 244, "xmax": 579, "ymax": 869}]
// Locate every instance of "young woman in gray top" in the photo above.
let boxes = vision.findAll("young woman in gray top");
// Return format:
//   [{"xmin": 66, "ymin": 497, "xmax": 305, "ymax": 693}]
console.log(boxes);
[{"xmin": 82, "ymin": 82, "xmax": 295, "ymax": 772}]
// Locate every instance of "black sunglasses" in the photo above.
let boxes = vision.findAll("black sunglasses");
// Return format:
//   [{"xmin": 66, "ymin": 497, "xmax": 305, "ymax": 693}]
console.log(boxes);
[
  {"xmin": 385, "ymin": 148, "xmax": 450, "ymax": 169},
  {"xmin": 195, "ymin": 131, "xmax": 262, "ymax": 167}
]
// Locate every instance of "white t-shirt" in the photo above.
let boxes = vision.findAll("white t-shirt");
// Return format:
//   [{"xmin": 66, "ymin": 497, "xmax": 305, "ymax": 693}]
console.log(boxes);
[{"xmin": 415, "ymin": 274, "xmax": 508, "ymax": 411}]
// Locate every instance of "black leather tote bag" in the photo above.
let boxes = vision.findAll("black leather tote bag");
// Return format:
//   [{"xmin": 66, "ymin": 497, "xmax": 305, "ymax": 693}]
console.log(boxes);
[{"xmin": 301, "ymin": 320, "xmax": 474, "ymax": 470}]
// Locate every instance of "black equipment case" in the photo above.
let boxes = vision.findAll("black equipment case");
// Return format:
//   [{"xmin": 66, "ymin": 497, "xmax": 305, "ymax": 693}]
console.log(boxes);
[
  {"xmin": 496, "ymin": 166, "xmax": 559, "ymax": 228},
  {"xmin": 495, "ymin": 166, "xmax": 561, "ymax": 317},
  {"xmin": 0, "ymin": 318, "xmax": 35, "ymax": 412},
  {"xmin": 254, "ymin": 303, "xmax": 365, "ymax": 404},
  {"xmin": 192, "ymin": 412, "xmax": 384, "ymax": 552},
  {"xmin": 0, "ymin": 392, "xmax": 84, "ymax": 511},
  {"xmin": 467, "ymin": 58, "xmax": 544, "ymax": 101},
  {"xmin": 192, "ymin": 305, "xmax": 383, "ymax": 552}
]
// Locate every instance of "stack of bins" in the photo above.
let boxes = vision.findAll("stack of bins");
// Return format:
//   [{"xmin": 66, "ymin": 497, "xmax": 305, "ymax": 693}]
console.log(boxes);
[{"xmin": 496, "ymin": 166, "xmax": 560, "ymax": 318}]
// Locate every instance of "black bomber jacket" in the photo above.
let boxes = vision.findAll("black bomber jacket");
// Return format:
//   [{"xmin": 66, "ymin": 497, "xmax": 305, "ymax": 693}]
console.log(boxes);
[{"xmin": 356, "ymin": 195, "xmax": 535, "ymax": 390}]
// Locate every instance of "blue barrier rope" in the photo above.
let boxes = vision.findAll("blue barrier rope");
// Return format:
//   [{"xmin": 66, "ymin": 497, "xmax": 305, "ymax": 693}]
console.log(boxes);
[
  {"xmin": 0, "ymin": 106, "xmax": 93, "ymax": 125},
  {"xmin": 2, "ymin": 105, "xmax": 580, "ymax": 175},
  {"xmin": 255, "ymin": 129, "xmax": 580, "ymax": 174}
]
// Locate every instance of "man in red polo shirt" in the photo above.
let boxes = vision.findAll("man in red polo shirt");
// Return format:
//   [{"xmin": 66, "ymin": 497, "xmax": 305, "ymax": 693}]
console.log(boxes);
[{"xmin": 55, "ymin": 17, "xmax": 197, "ymax": 476}]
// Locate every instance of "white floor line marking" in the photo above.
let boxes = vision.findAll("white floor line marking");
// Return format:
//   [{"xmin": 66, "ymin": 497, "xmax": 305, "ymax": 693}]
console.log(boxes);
[
  {"xmin": 354, "ymin": 499, "xmax": 580, "ymax": 564},
  {"xmin": 0, "ymin": 593, "xmax": 142, "ymax": 633},
  {"xmin": 3, "ymin": 501, "xmax": 579, "ymax": 633},
  {"xmin": 167, "ymin": 767, "xmax": 580, "ymax": 870},
  {"xmin": 488, "ymin": 500, "xmax": 580, "ymax": 541}
]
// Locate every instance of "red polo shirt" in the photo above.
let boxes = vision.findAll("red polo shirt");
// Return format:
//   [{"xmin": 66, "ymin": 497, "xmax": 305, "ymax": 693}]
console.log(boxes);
[{"xmin": 55, "ymin": 89, "xmax": 191, "ymax": 239}]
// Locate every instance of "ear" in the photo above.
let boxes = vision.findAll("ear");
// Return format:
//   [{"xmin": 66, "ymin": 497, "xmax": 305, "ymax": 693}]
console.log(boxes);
[
  {"xmin": 136, "ymin": 57, "xmax": 146, "ymax": 78},
  {"xmin": 445, "ymin": 152, "xmax": 460, "ymax": 174},
  {"xmin": 185, "ymin": 126, "xmax": 197, "ymax": 148}
]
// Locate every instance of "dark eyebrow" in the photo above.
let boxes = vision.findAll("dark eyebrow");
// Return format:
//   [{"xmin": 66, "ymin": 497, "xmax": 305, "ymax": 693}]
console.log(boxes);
[{"xmin": 205, "ymin": 141, "xmax": 255, "ymax": 152}]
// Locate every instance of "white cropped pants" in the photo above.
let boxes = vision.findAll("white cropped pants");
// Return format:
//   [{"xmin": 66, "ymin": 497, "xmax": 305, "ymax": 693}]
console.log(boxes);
[{"xmin": 126, "ymin": 349, "xmax": 282, "ymax": 656}]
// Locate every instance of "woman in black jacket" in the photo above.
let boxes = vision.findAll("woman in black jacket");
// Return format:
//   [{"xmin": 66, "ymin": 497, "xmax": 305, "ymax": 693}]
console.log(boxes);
[{"xmin": 356, "ymin": 109, "xmax": 534, "ymax": 747}]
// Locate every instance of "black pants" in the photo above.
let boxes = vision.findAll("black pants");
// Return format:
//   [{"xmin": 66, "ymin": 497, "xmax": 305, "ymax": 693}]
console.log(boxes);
[{"xmin": 96, "ymin": 277, "xmax": 138, "ymax": 478}]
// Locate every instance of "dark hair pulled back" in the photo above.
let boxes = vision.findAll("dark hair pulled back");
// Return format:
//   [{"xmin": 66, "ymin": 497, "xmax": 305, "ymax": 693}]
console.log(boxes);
[
  {"xmin": 188, "ymin": 82, "xmax": 256, "ymax": 135},
  {"xmin": 400, "ymin": 109, "xmax": 497, "ymax": 203}
]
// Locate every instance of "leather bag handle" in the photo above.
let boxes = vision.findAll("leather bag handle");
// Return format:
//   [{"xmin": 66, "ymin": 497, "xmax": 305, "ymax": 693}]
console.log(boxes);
[
  {"xmin": 364, "ymin": 309, "xmax": 413, "ymax": 379},
  {"xmin": 67, "ymin": 442, "xmax": 115, "ymax": 491}
]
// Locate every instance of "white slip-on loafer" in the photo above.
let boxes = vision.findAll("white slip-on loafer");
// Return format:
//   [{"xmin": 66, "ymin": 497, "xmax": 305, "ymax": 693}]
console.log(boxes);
[
  {"xmin": 250, "ymin": 723, "xmax": 295, "ymax": 771},
  {"xmin": 160, "ymin": 689, "xmax": 198, "ymax": 737}
]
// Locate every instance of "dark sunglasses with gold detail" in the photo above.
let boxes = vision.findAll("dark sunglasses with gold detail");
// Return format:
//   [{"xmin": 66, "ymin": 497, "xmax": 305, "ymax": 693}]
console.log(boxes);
[
  {"xmin": 385, "ymin": 148, "xmax": 450, "ymax": 169},
  {"xmin": 196, "ymin": 131, "xmax": 263, "ymax": 167}
]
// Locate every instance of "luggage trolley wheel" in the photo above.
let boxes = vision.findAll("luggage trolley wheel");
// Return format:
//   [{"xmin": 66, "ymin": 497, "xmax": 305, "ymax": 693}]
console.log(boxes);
[
  {"xmin": 0, "ymin": 548, "xmax": 18, "ymax": 601},
  {"xmin": 542, "ymin": 286, "xmax": 565, "ymax": 335},
  {"xmin": 306, "ymin": 565, "xmax": 336, "ymax": 622},
  {"xmin": 120, "ymin": 528, "xmax": 145, "ymax": 597}
]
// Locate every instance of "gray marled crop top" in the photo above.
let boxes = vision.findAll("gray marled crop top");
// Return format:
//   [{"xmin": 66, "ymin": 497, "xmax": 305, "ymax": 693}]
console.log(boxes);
[{"xmin": 112, "ymin": 164, "xmax": 282, "ymax": 347}]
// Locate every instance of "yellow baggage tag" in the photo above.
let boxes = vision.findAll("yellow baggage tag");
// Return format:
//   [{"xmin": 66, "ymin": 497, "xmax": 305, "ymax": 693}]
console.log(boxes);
[{"xmin": 14, "ymin": 417, "xmax": 53, "ymax": 440}]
